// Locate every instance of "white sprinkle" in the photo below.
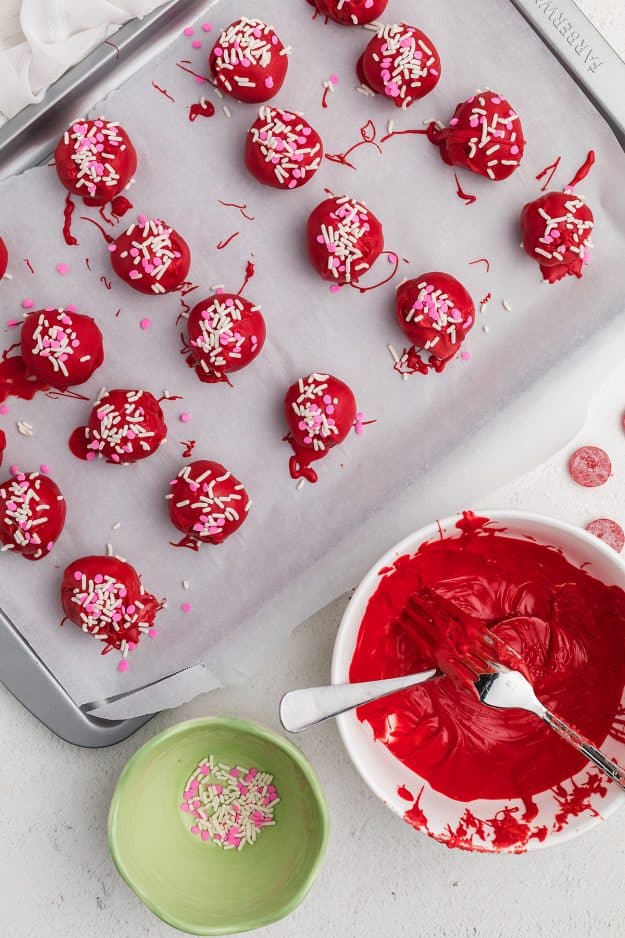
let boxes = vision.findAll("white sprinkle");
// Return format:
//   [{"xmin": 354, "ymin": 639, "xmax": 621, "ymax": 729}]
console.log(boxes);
[
  {"xmin": 387, "ymin": 344, "xmax": 400, "ymax": 365},
  {"xmin": 17, "ymin": 421, "xmax": 33, "ymax": 437},
  {"xmin": 182, "ymin": 579, "xmax": 190, "ymax": 590},
  {"xmin": 502, "ymin": 299, "xmax": 512, "ymax": 312},
  {"xmin": 112, "ymin": 521, "xmax": 121, "ymax": 531},
  {"xmin": 296, "ymin": 479, "xmax": 305, "ymax": 491},
  {"xmin": 223, "ymin": 105, "xmax": 232, "ymax": 118}
]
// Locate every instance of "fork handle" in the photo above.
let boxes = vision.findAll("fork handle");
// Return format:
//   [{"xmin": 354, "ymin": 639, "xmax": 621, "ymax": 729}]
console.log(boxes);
[{"xmin": 543, "ymin": 710, "xmax": 625, "ymax": 791}]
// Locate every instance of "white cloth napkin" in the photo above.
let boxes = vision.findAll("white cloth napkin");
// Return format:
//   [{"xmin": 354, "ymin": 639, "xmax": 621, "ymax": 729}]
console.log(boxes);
[{"xmin": 0, "ymin": 0, "xmax": 167, "ymax": 126}]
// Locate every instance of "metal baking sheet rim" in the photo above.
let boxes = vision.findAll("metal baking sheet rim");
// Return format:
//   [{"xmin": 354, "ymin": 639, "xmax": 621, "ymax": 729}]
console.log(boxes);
[{"xmin": 0, "ymin": 0, "xmax": 624, "ymax": 746}]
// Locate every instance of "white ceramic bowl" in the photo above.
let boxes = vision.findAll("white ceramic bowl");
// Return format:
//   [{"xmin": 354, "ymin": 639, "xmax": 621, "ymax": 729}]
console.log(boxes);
[{"xmin": 332, "ymin": 510, "xmax": 625, "ymax": 853}]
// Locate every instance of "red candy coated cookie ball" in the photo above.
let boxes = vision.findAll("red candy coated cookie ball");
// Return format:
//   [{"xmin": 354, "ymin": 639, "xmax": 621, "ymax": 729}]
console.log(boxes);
[
  {"xmin": 209, "ymin": 18, "xmax": 289, "ymax": 103},
  {"xmin": 168, "ymin": 460, "xmax": 251, "ymax": 549},
  {"xmin": 54, "ymin": 118, "xmax": 137, "ymax": 206},
  {"xmin": 245, "ymin": 107, "xmax": 323, "ymax": 189},
  {"xmin": 358, "ymin": 23, "xmax": 441, "ymax": 108},
  {"xmin": 306, "ymin": 195, "xmax": 384, "ymax": 285},
  {"xmin": 0, "ymin": 470, "xmax": 66, "ymax": 560},
  {"xmin": 20, "ymin": 307, "xmax": 104, "ymax": 389},
  {"xmin": 110, "ymin": 217, "xmax": 191, "ymax": 295}
]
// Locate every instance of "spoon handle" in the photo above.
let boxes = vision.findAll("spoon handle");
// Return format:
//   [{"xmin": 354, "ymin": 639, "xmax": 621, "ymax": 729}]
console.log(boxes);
[
  {"xmin": 543, "ymin": 710, "xmax": 625, "ymax": 792},
  {"xmin": 279, "ymin": 670, "xmax": 437, "ymax": 733}
]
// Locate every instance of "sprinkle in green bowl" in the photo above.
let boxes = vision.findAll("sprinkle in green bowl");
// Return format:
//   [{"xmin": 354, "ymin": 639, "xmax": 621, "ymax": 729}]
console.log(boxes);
[{"xmin": 108, "ymin": 717, "xmax": 329, "ymax": 935}]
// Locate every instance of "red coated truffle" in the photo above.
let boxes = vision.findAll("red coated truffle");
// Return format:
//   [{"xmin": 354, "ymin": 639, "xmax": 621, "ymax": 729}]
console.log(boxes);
[
  {"xmin": 209, "ymin": 17, "xmax": 289, "ymax": 103},
  {"xmin": 110, "ymin": 217, "xmax": 191, "ymax": 295},
  {"xmin": 311, "ymin": 0, "xmax": 388, "ymax": 25},
  {"xmin": 0, "ymin": 237, "xmax": 8, "ymax": 280},
  {"xmin": 394, "ymin": 273, "xmax": 475, "ymax": 375},
  {"xmin": 61, "ymin": 555, "xmax": 162, "ymax": 666},
  {"xmin": 167, "ymin": 459, "xmax": 251, "ymax": 550},
  {"xmin": 284, "ymin": 372, "xmax": 357, "ymax": 483},
  {"xmin": 69, "ymin": 389, "xmax": 167, "ymax": 464},
  {"xmin": 20, "ymin": 307, "xmax": 104, "ymax": 389},
  {"xmin": 0, "ymin": 470, "xmax": 66, "ymax": 560},
  {"xmin": 183, "ymin": 293, "xmax": 266, "ymax": 385},
  {"xmin": 306, "ymin": 195, "xmax": 384, "ymax": 285},
  {"xmin": 428, "ymin": 90, "xmax": 525, "ymax": 181},
  {"xmin": 245, "ymin": 107, "xmax": 323, "ymax": 189},
  {"xmin": 357, "ymin": 23, "xmax": 441, "ymax": 107},
  {"xmin": 520, "ymin": 190, "xmax": 594, "ymax": 284},
  {"xmin": 54, "ymin": 118, "xmax": 137, "ymax": 206}
]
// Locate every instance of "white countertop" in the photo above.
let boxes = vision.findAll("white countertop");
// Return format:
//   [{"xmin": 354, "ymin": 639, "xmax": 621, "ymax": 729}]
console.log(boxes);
[{"xmin": 3, "ymin": 2, "xmax": 625, "ymax": 936}]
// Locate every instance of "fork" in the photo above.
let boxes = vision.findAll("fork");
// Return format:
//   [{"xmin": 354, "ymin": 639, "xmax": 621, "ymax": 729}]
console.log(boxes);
[{"xmin": 475, "ymin": 666, "xmax": 625, "ymax": 792}]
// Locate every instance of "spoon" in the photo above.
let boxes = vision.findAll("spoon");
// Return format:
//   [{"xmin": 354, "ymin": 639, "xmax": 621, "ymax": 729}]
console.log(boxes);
[{"xmin": 279, "ymin": 669, "xmax": 438, "ymax": 733}]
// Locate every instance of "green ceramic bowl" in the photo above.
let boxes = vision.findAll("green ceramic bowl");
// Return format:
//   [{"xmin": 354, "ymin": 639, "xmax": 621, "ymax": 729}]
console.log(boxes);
[{"xmin": 108, "ymin": 717, "xmax": 329, "ymax": 935}]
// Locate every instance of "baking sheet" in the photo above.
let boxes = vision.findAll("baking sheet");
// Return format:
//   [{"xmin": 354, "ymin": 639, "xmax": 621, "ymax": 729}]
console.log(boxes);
[{"xmin": 1, "ymin": 0, "xmax": 625, "ymax": 719}]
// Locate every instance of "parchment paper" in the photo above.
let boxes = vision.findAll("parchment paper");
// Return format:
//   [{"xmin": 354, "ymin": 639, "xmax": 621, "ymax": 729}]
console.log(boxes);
[{"xmin": 1, "ymin": 0, "xmax": 625, "ymax": 719}]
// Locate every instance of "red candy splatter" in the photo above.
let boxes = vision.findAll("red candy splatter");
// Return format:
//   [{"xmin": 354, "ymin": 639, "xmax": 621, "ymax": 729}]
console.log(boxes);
[{"xmin": 569, "ymin": 446, "xmax": 611, "ymax": 488}]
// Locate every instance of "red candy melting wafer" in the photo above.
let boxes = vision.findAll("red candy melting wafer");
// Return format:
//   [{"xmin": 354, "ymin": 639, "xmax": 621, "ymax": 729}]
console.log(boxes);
[
  {"xmin": 394, "ymin": 272, "xmax": 475, "ymax": 375},
  {"xmin": 284, "ymin": 372, "xmax": 357, "ymax": 483},
  {"xmin": 428, "ymin": 90, "xmax": 525, "ymax": 181},
  {"xmin": 357, "ymin": 23, "xmax": 441, "ymax": 108},
  {"xmin": 0, "ymin": 470, "xmax": 66, "ymax": 560},
  {"xmin": 569, "ymin": 446, "xmax": 611, "ymax": 488},
  {"xmin": 61, "ymin": 555, "xmax": 162, "ymax": 669},
  {"xmin": 110, "ymin": 217, "xmax": 191, "ymax": 295},
  {"xmin": 167, "ymin": 459, "xmax": 251, "ymax": 550},
  {"xmin": 306, "ymin": 195, "xmax": 384, "ymax": 285},
  {"xmin": 245, "ymin": 107, "xmax": 323, "ymax": 190},
  {"xmin": 209, "ymin": 17, "xmax": 289, "ymax": 103},
  {"xmin": 69, "ymin": 389, "xmax": 167, "ymax": 464},
  {"xmin": 0, "ymin": 237, "xmax": 8, "ymax": 280},
  {"xmin": 310, "ymin": 0, "xmax": 388, "ymax": 25},
  {"xmin": 54, "ymin": 118, "xmax": 137, "ymax": 208},
  {"xmin": 183, "ymin": 293, "xmax": 266, "ymax": 386},
  {"xmin": 586, "ymin": 519, "xmax": 625, "ymax": 554}
]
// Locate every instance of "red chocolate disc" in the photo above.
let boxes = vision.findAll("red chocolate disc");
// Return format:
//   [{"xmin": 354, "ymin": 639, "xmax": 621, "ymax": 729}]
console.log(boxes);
[
  {"xmin": 0, "ymin": 470, "xmax": 66, "ymax": 560},
  {"xmin": 428, "ymin": 90, "xmax": 525, "ymax": 181},
  {"xmin": 69, "ymin": 389, "xmax": 167, "ymax": 464},
  {"xmin": 569, "ymin": 446, "xmax": 611, "ymax": 488},
  {"xmin": 245, "ymin": 107, "xmax": 323, "ymax": 190},
  {"xmin": 306, "ymin": 195, "xmax": 384, "ymax": 285},
  {"xmin": 395, "ymin": 272, "xmax": 475, "ymax": 375},
  {"xmin": 20, "ymin": 307, "xmax": 104, "ymax": 389},
  {"xmin": 110, "ymin": 217, "xmax": 191, "ymax": 295},
  {"xmin": 184, "ymin": 293, "xmax": 266, "ymax": 385},
  {"xmin": 0, "ymin": 237, "xmax": 8, "ymax": 280},
  {"xmin": 313, "ymin": 0, "xmax": 388, "ymax": 25},
  {"xmin": 61, "ymin": 555, "xmax": 162, "ymax": 662},
  {"xmin": 520, "ymin": 191, "xmax": 594, "ymax": 284},
  {"xmin": 284, "ymin": 372, "xmax": 357, "ymax": 482},
  {"xmin": 54, "ymin": 118, "xmax": 137, "ymax": 206},
  {"xmin": 209, "ymin": 18, "xmax": 289, "ymax": 103},
  {"xmin": 357, "ymin": 23, "xmax": 441, "ymax": 108},
  {"xmin": 168, "ymin": 459, "xmax": 251, "ymax": 549},
  {"xmin": 586, "ymin": 519, "xmax": 625, "ymax": 554}
]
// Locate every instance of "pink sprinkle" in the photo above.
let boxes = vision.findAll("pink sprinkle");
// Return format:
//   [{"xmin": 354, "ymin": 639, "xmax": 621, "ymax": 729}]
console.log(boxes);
[
  {"xmin": 180, "ymin": 802, "xmax": 190, "ymax": 813},
  {"xmin": 183, "ymin": 26, "xmax": 194, "ymax": 36},
  {"xmin": 107, "ymin": 244, "xmax": 117, "ymax": 252},
  {"xmin": 0, "ymin": 404, "xmax": 8, "ymax": 415},
  {"xmin": 40, "ymin": 464, "xmax": 50, "ymax": 474},
  {"xmin": 460, "ymin": 350, "xmax": 471, "ymax": 361},
  {"xmin": 182, "ymin": 602, "xmax": 192, "ymax": 613},
  {"xmin": 201, "ymin": 22, "xmax": 212, "ymax": 32},
  {"xmin": 148, "ymin": 628, "xmax": 158, "ymax": 638},
  {"xmin": 201, "ymin": 830, "xmax": 211, "ymax": 841},
  {"xmin": 329, "ymin": 284, "xmax": 341, "ymax": 294},
  {"xmin": 194, "ymin": 76, "xmax": 204, "ymax": 84},
  {"xmin": 387, "ymin": 252, "xmax": 397, "ymax": 265},
  {"xmin": 22, "ymin": 299, "xmax": 34, "ymax": 309},
  {"xmin": 329, "ymin": 74, "xmax": 339, "ymax": 85},
  {"xmin": 137, "ymin": 214, "xmax": 148, "ymax": 225},
  {"xmin": 264, "ymin": 76, "xmax": 274, "ymax": 89},
  {"xmin": 86, "ymin": 452, "xmax": 96, "ymax": 461},
  {"xmin": 7, "ymin": 319, "xmax": 19, "ymax": 328},
  {"xmin": 192, "ymin": 40, "xmax": 202, "ymax": 49},
  {"xmin": 118, "ymin": 660, "xmax": 129, "ymax": 672},
  {"xmin": 56, "ymin": 263, "xmax": 69, "ymax": 275},
  {"xmin": 179, "ymin": 412, "xmax": 192, "ymax": 423},
  {"xmin": 140, "ymin": 317, "xmax": 151, "ymax": 330}
]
